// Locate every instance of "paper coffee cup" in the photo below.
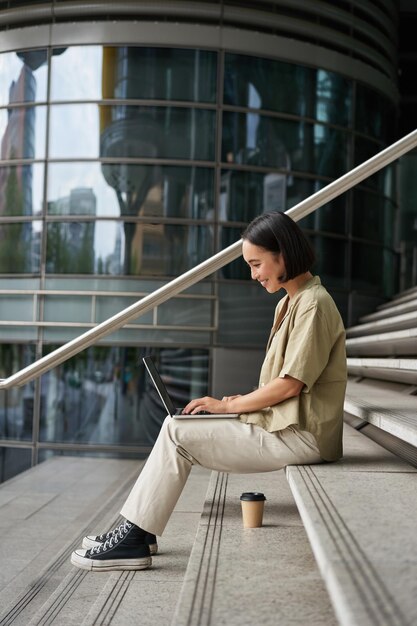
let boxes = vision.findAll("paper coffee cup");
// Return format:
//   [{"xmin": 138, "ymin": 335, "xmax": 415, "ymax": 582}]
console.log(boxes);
[{"xmin": 240, "ymin": 492, "xmax": 266, "ymax": 528}]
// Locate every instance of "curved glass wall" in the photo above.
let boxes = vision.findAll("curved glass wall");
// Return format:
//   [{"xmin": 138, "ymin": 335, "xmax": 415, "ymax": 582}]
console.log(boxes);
[{"xmin": 0, "ymin": 43, "xmax": 397, "ymax": 480}]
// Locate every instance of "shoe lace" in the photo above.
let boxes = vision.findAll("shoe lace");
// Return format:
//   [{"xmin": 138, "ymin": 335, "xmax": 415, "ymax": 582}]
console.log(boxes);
[
  {"xmin": 90, "ymin": 520, "xmax": 132, "ymax": 555},
  {"xmin": 97, "ymin": 519, "xmax": 132, "ymax": 543}
]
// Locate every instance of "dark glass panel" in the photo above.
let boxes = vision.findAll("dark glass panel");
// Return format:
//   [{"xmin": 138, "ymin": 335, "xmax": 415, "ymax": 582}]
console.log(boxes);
[
  {"xmin": 0, "ymin": 344, "xmax": 37, "ymax": 441},
  {"xmin": 224, "ymin": 53, "xmax": 311, "ymax": 116},
  {"xmin": 46, "ymin": 221, "xmax": 213, "ymax": 276},
  {"xmin": 47, "ymin": 163, "xmax": 214, "ymax": 219},
  {"xmin": 0, "ymin": 105, "xmax": 46, "ymax": 159},
  {"xmin": 217, "ymin": 281, "xmax": 279, "ymax": 347},
  {"xmin": 222, "ymin": 113, "xmax": 348, "ymax": 177},
  {"xmin": 0, "ymin": 163, "xmax": 44, "ymax": 217},
  {"xmin": 0, "ymin": 447, "xmax": 32, "ymax": 484},
  {"xmin": 0, "ymin": 221, "xmax": 42, "ymax": 273},
  {"xmin": 49, "ymin": 104, "xmax": 216, "ymax": 161},
  {"xmin": 351, "ymin": 242, "xmax": 385, "ymax": 294},
  {"xmin": 50, "ymin": 46, "xmax": 217, "ymax": 102},
  {"xmin": 39, "ymin": 346, "xmax": 209, "ymax": 446},
  {"xmin": 310, "ymin": 235, "xmax": 347, "ymax": 289},
  {"xmin": 352, "ymin": 190, "xmax": 396, "ymax": 245},
  {"xmin": 354, "ymin": 137, "xmax": 388, "ymax": 192},
  {"xmin": 224, "ymin": 54, "xmax": 352, "ymax": 126},
  {"xmin": 355, "ymin": 83, "xmax": 394, "ymax": 140},
  {"xmin": 0, "ymin": 49, "xmax": 48, "ymax": 106}
]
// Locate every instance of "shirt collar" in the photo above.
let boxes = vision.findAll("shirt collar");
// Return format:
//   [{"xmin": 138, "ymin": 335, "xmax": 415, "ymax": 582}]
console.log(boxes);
[{"xmin": 288, "ymin": 275, "xmax": 321, "ymax": 306}]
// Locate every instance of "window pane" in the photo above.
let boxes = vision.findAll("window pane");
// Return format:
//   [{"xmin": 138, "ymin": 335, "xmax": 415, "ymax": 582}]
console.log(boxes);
[
  {"xmin": 46, "ymin": 221, "xmax": 214, "ymax": 276},
  {"xmin": 355, "ymin": 83, "xmax": 393, "ymax": 140},
  {"xmin": 352, "ymin": 190, "xmax": 395, "ymax": 245},
  {"xmin": 0, "ymin": 447, "xmax": 32, "ymax": 484},
  {"xmin": 51, "ymin": 46, "xmax": 217, "ymax": 103},
  {"xmin": 219, "ymin": 170, "xmax": 287, "ymax": 222},
  {"xmin": 0, "ymin": 294, "xmax": 35, "ymax": 321},
  {"xmin": 224, "ymin": 54, "xmax": 352, "ymax": 126},
  {"xmin": 0, "ymin": 344, "xmax": 36, "ymax": 441},
  {"xmin": 49, "ymin": 104, "xmax": 216, "ymax": 160},
  {"xmin": 315, "ymin": 69, "xmax": 352, "ymax": 127},
  {"xmin": 0, "ymin": 49, "xmax": 48, "ymax": 105},
  {"xmin": 310, "ymin": 235, "xmax": 347, "ymax": 288},
  {"xmin": 39, "ymin": 346, "xmax": 209, "ymax": 445},
  {"xmin": 157, "ymin": 297, "xmax": 212, "ymax": 327},
  {"xmin": 217, "ymin": 281, "xmax": 277, "ymax": 347},
  {"xmin": 0, "ymin": 164, "xmax": 44, "ymax": 216},
  {"xmin": 224, "ymin": 53, "xmax": 312, "ymax": 116},
  {"xmin": 0, "ymin": 221, "xmax": 42, "ymax": 273},
  {"xmin": 0, "ymin": 105, "xmax": 46, "ymax": 159},
  {"xmin": 222, "ymin": 113, "xmax": 348, "ymax": 177},
  {"xmin": 43, "ymin": 295, "xmax": 92, "ymax": 323},
  {"xmin": 47, "ymin": 162, "xmax": 214, "ymax": 219},
  {"xmin": 351, "ymin": 242, "xmax": 384, "ymax": 293}
]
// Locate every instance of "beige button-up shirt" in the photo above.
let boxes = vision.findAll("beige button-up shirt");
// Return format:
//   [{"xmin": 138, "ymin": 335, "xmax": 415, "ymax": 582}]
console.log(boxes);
[{"xmin": 240, "ymin": 276, "xmax": 347, "ymax": 461}]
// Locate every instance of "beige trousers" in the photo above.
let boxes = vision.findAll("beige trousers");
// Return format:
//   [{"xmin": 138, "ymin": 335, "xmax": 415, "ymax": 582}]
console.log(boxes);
[{"xmin": 120, "ymin": 416, "xmax": 322, "ymax": 536}]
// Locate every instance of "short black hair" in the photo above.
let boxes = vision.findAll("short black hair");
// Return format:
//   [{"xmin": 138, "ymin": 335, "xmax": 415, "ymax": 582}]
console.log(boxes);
[{"xmin": 242, "ymin": 212, "xmax": 315, "ymax": 281}]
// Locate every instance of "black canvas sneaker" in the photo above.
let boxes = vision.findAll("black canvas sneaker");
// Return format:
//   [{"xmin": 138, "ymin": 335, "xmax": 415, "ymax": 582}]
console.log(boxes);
[
  {"xmin": 71, "ymin": 521, "xmax": 152, "ymax": 571},
  {"xmin": 82, "ymin": 519, "xmax": 158, "ymax": 555}
]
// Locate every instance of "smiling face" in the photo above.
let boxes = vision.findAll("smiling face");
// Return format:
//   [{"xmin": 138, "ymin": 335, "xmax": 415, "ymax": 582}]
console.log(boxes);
[{"xmin": 242, "ymin": 239, "xmax": 286, "ymax": 293}]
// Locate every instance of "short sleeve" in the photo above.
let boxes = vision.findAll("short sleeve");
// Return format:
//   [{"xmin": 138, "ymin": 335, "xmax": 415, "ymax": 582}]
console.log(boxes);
[{"xmin": 279, "ymin": 304, "xmax": 332, "ymax": 391}]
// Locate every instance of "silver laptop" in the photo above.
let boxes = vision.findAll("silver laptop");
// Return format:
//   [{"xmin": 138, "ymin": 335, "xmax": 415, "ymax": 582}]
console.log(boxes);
[{"xmin": 143, "ymin": 356, "xmax": 239, "ymax": 419}]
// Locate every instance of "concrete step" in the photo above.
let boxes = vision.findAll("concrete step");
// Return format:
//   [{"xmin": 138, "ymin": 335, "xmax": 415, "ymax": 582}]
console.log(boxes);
[
  {"xmin": 286, "ymin": 423, "xmax": 417, "ymax": 626},
  {"xmin": 360, "ymin": 296, "xmax": 417, "ymax": 323},
  {"xmin": 346, "ymin": 327, "xmax": 417, "ymax": 356},
  {"xmin": 173, "ymin": 470, "xmax": 337, "ymax": 626},
  {"xmin": 346, "ymin": 310, "xmax": 417, "ymax": 338},
  {"xmin": 347, "ymin": 357, "xmax": 417, "ymax": 385},
  {"xmin": 344, "ymin": 378, "xmax": 417, "ymax": 447},
  {"xmin": 377, "ymin": 287, "xmax": 417, "ymax": 310},
  {"xmin": 0, "ymin": 457, "xmax": 210, "ymax": 626}
]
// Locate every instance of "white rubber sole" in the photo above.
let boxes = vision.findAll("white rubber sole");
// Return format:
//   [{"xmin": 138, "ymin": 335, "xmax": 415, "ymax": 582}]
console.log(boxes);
[
  {"xmin": 82, "ymin": 536, "xmax": 158, "ymax": 555},
  {"xmin": 71, "ymin": 549, "xmax": 152, "ymax": 571}
]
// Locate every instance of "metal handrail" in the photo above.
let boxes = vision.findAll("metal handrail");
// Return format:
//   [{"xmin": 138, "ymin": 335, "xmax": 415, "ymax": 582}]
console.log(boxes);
[{"xmin": 1, "ymin": 128, "xmax": 417, "ymax": 390}]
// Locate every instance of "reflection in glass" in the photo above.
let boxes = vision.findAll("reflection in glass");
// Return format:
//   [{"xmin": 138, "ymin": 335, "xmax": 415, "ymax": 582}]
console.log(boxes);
[
  {"xmin": 224, "ymin": 53, "xmax": 311, "ymax": 116},
  {"xmin": 51, "ymin": 46, "xmax": 217, "ymax": 102},
  {"xmin": 0, "ymin": 221, "xmax": 42, "ymax": 273},
  {"xmin": 49, "ymin": 104, "xmax": 216, "ymax": 160},
  {"xmin": 0, "ymin": 105, "xmax": 46, "ymax": 160},
  {"xmin": 0, "ymin": 344, "xmax": 36, "ymax": 441},
  {"xmin": 222, "ymin": 113, "xmax": 347, "ymax": 177},
  {"xmin": 224, "ymin": 54, "xmax": 352, "ymax": 126},
  {"xmin": 219, "ymin": 170, "xmax": 287, "ymax": 223},
  {"xmin": 46, "ymin": 222, "xmax": 95, "ymax": 274},
  {"xmin": 46, "ymin": 222, "xmax": 213, "ymax": 276},
  {"xmin": 47, "ymin": 162, "xmax": 214, "ymax": 219},
  {"xmin": 0, "ymin": 163, "xmax": 44, "ymax": 216},
  {"xmin": 39, "ymin": 346, "xmax": 209, "ymax": 445},
  {"xmin": 0, "ymin": 49, "xmax": 48, "ymax": 106}
]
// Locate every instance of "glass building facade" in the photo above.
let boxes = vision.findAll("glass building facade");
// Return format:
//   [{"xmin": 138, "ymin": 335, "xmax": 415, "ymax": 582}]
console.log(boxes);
[{"xmin": 0, "ymin": 0, "xmax": 401, "ymax": 481}]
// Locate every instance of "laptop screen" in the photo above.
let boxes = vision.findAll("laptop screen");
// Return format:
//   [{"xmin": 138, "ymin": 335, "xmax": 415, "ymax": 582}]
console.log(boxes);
[{"xmin": 143, "ymin": 356, "xmax": 177, "ymax": 416}]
